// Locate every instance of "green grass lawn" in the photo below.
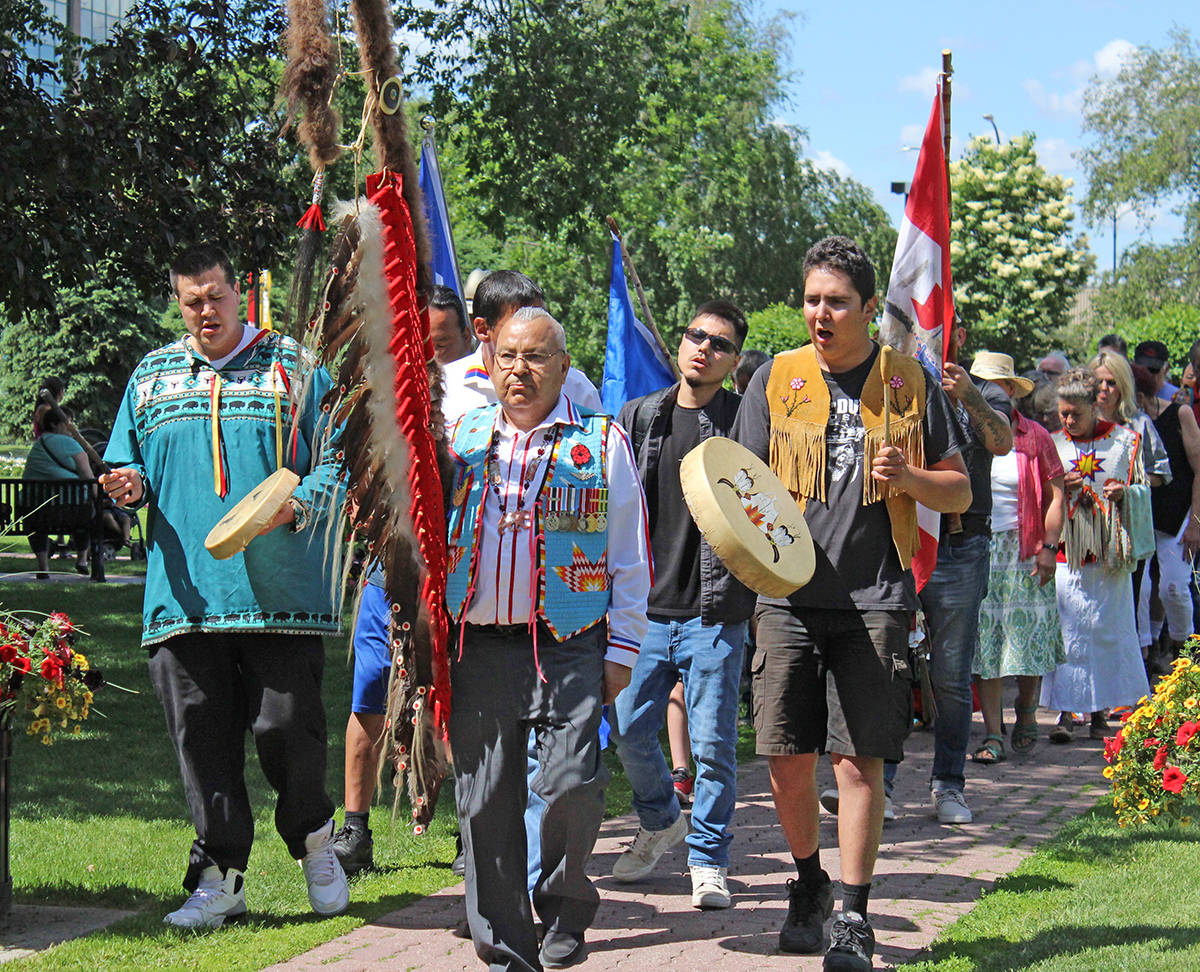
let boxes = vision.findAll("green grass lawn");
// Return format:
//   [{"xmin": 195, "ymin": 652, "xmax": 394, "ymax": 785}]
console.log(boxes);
[
  {"xmin": 907, "ymin": 805, "xmax": 1200, "ymax": 971},
  {"xmin": 2, "ymin": 581, "xmax": 460, "ymax": 970},
  {"xmin": 0, "ymin": 580, "xmax": 658, "ymax": 970}
]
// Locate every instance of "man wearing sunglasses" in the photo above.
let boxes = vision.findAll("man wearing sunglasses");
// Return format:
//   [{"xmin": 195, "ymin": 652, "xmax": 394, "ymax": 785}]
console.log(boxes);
[{"xmin": 608, "ymin": 300, "xmax": 757, "ymax": 911}]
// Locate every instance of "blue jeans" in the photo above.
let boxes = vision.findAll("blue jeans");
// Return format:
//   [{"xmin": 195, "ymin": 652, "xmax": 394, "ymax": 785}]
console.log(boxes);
[
  {"xmin": 610, "ymin": 616, "xmax": 746, "ymax": 868},
  {"xmin": 917, "ymin": 532, "xmax": 991, "ymax": 793}
]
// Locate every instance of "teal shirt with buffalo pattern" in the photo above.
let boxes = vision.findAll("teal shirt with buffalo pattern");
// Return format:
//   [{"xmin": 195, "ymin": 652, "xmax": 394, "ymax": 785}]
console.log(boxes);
[{"xmin": 104, "ymin": 330, "xmax": 345, "ymax": 646}]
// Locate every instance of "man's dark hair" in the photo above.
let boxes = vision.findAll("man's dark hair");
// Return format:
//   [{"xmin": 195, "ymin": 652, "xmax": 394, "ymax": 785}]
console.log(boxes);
[
  {"xmin": 802, "ymin": 235, "xmax": 876, "ymax": 304},
  {"xmin": 472, "ymin": 270, "xmax": 545, "ymax": 330},
  {"xmin": 169, "ymin": 245, "xmax": 236, "ymax": 295},
  {"xmin": 733, "ymin": 349, "xmax": 770, "ymax": 391},
  {"xmin": 693, "ymin": 299, "xmax": 748, "ymax": 348},
  {"xmin": 1097, "ymin": 333, "xmax": 1127, "ymax": 356},
  {"xmin": 430, "ymin": 284, "xmax": 469, "ymax": 337}
]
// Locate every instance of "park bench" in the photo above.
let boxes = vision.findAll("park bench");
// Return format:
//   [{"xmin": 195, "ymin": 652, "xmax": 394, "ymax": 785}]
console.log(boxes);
[{"xmin": 0, "ymin": 478, "xmax": 109, "ymax": 582}]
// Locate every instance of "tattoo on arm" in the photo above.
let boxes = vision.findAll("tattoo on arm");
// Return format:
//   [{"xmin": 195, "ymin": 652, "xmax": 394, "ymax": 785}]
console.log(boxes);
[{"xmin": 961, "ymin": 384, "xmax": 1013, "ymax": 455}]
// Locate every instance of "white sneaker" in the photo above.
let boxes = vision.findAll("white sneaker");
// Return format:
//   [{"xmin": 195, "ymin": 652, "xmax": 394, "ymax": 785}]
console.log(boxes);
[
  {"xmin": 818, "ymin": 789, "xmax": 895, "ymax": 822},
  {"xmin": 163, "ymin": 866, "xmax": 247, "ymax": 928},
  {"xmin": 300, "ymin": 819, "xmax": 350, "ymax": 914},
  {"xmin": 933, "ymin": 788, "xmax": 973, "ymax": 824},
  {"xmin": 612, "ymin": 813, "xmax": 688, "ymax": 882},
  {"xmin": 690, "ymin": 865, "xmax": 731, "ymax": 909}
]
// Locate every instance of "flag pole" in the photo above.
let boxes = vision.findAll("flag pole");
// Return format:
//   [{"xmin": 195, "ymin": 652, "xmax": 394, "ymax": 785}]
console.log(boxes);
[
  {"xmin": 940, "ymin": 49, "xmax": 956, "ymax": 365},
  {"xmin": 606, "ymin": 216, "xmax": 680, "ymax": 378}
]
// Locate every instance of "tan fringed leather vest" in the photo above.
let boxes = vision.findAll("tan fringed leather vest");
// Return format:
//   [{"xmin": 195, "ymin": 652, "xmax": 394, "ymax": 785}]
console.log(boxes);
[{"xmin": 766, "ymin": 344, "xmax": 926, "ymax": 568}]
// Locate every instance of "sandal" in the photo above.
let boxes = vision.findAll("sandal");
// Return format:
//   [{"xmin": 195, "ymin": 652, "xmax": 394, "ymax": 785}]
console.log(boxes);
[
  {"xmin": 1011, "ymin": 704, "xmax": 1039, "ymax": 754},
  {"xmin": 1049, "ymin": 714, "xmax": 1073, "ymax": 744},
  {"xmin": 971, "ymin": 734, "xmax": 1006, "ymax": 764}
]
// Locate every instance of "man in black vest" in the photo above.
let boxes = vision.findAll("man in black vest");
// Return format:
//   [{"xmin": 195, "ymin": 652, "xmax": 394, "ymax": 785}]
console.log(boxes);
[{"xmin": 610, "ymin": 300, "xmax": 755, "ymax": 910}]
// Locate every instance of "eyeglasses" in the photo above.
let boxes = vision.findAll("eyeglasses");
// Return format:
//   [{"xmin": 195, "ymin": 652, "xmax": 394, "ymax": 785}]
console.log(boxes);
[
  {"xmin": 494, "ymin": 349, "xmax": 564, "ymax": 372},
  {"xmin": 683, "ymin": 327, "xmax": 740, "ymax": 357}
]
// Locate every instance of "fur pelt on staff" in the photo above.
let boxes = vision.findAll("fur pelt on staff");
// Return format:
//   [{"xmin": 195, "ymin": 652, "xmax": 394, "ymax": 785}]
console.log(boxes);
[
  {"xmin": 279, "ymin": 0, "xmax": 341, "ymax": 329},
  {"xmin": 348, "ymin": 0, "xmax": 432, "ymax": 298}
]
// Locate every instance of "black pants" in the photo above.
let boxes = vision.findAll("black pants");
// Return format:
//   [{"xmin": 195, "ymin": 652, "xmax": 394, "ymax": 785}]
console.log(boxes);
[
  {"xmin": 450, "ymin": 623, "xmax": 608, "ymax": 972},
  {"xmin": 148, "ymin": 631, "xmax": 335, "ymax": 891}
]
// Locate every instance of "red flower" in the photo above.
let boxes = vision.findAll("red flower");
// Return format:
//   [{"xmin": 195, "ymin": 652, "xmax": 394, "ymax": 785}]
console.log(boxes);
[
  {"xmin": 789, "ymin": 377, "xmax": 806, "ymax": 391},
  {"xmin": 1103, "ymin": 731, "xmax": 1124, "ymax": 763},
  {"xmin": 0, "ymin": 643, "xmax": 17, "ymax": 664},
  {"xmin": 49, "ymin": 612, "xmax": 74, "ymax": 634},
  {"xmin": 1153, "ymin": 745, "xmax": 1169, "ymax": 771},
  {"xmin": 1144, "ymin": 738, "xmax": 1161, "ymax": 748},
  {"xmin": 1176, "ymin": 721, "xmax": 1199, "ymax": 748},
  {"xmin": 1162, "ymin": 766, "xmax": 1188, "ymax": 795},
  {"xmin": 12, "ymin": 657, "xmax": 30, "ymax": 673},
  {"xmin": 570, "ymin": 444, "xmax": 592, "ymax": 466},
  {"xmin": 40, "ymin": 657, "xmax": 63, "ymax": 685}
]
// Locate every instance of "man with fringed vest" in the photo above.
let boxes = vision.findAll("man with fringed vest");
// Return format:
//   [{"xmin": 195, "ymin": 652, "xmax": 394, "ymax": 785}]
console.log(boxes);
[
  {"xmin": 732, "ymin": 236, "xmax": 970, "ymax": 972},
  {"xmin": 444, "ymin": 306, "xmax": 651, "ymax": 971}
]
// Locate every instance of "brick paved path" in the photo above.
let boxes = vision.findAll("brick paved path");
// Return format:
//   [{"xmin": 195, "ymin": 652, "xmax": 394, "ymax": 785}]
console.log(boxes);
[{"xmin": 271, "ymin": 706, "xmax": 1106, "ymax": 971}]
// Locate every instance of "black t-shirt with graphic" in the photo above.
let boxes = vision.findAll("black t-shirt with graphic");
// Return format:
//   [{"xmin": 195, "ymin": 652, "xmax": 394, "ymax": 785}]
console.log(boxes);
[
  {"xmin": 648, "ymin": 404, "xmax": 705, "ymax": 616},
  {"xmin": 733, "ymin": 344, "xmax": 964, "ymax": 611}
]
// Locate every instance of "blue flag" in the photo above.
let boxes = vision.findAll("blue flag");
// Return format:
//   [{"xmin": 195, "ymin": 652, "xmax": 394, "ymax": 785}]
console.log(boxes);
[
  {"xmin": 418, "ymin": 135, "xmax": 463, "ymax": 299},
  {"xmin": 601, "ymin": 235, "xmax": 674, "ymax": 414}
]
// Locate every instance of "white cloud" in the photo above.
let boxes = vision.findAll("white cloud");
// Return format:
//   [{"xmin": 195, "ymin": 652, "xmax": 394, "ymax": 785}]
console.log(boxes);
[
  {"xmin": 1026, "ymin": 38, "xmax": 1135, "ymax": 118},
  {"xmin": 811, "ymin": 150, "xmax": 851, "ymax": 178},
  {"xmin": 1035, "ymin": 137, "xmax": 1077, "ymax": 175},
  {"xmin": 899, "ymin": 123, "xmax": 924, "ymax": 149},
  {"xmin": 898, "ymin": 64, "xmax": 968, "ymax": 100},
  {"xmin": 899, "ymin": 65, "xmax": 939, "ymax": 95}
]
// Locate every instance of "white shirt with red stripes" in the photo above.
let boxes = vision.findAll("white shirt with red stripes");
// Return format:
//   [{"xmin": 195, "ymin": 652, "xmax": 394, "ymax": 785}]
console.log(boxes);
[{"xmin": 460, "ymin": 394, "xmax": 650, "ymax": 669}]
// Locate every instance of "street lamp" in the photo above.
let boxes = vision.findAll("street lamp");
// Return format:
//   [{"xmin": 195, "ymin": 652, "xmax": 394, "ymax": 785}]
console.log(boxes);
[{"xmin": 982, "ymin": 114, "xmax": 1000, "ymax": 145}]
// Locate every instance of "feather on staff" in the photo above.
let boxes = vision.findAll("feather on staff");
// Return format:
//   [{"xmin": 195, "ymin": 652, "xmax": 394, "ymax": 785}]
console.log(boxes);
[{"xmin": 280, "ymin": 0, "xmax": 451, "ymax": 833}]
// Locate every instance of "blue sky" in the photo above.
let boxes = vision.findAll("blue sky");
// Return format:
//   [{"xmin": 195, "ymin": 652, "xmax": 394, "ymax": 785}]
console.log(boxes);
[{"xmin": 759, "ymin": 0, "xmax": 1197, "ymax": 273}]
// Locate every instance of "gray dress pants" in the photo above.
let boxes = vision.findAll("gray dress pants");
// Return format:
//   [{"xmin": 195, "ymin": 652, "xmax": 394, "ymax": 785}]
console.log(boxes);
[{"xmin": 450, "ymin": 622, "xmax": 608, "ymax": 972}]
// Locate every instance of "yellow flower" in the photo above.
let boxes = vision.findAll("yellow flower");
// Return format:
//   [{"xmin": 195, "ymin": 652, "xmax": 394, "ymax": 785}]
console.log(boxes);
[
  {"xmin": 41, "ymin": 735, "xmax": 52, "ymax": 746},
  {"xmin": 55, "ymin": 696, "xmax": 68, "ymax": 709},
  {"xmin": 1103, "ymin": 765, "xmax": 1116, "ymax": 779},
  {"xmin": 73, "ymin": 653, "xmax": 88, "ymax": 672},
  {"xmin": 72, "ymin": 725, "xmax": 81, "ymax": 735},
  {"xmin": 1138, "ymin": 799, "xmax": 1150, "ymax": 810},
  {"xmin": 1185, "ymin": 697, "xmax": 1198, "ymax": 709}
]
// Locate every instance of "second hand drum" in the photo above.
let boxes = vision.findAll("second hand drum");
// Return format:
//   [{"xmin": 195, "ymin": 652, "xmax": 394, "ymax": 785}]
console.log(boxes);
[{"xmin": 680, "ymin": 436, "xmax": 815, "ymax": 598}]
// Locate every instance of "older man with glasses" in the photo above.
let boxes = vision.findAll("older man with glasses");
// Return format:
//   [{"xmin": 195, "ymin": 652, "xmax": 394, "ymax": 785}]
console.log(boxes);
[{"xmin": 445, "ymin": 306, "xmax": 651, "ymax": 971}]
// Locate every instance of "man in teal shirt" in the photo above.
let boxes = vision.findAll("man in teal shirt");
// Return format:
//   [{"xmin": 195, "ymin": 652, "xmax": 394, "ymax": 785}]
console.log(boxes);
[{"xmin": 102, "ymin": 245, "xmax": 348, "ymax": 928}]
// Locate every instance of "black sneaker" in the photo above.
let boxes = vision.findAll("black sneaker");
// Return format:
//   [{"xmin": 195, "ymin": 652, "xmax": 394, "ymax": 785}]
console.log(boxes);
[
  {"xmin": 332, "ymin": 823, "xmax": 373, "ymax": 876},
  {"xmin": 823, "ymin": 910, "xmax": 875, "ymax": 971},
  {"xmin": 779, "ymin": 872, "xmax": 834, "ymax": 953}
]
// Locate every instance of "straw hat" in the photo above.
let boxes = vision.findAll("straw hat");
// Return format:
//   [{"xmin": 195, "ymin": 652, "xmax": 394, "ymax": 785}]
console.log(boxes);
[{"xmin": 970, "ymin": 351, "xmax": 1034, "ymax": 396}]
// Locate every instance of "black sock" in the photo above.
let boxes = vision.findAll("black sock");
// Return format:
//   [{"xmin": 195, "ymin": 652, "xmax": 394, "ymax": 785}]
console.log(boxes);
[
  {"xmin": 794, "ymin": 850, "xmax": 822, "ymax": 886},
  {"xmin": 842, "ymin": 881, "xmax": 870, "ymax": 917},
  {"xmin": 345, "ymin": 810, "xmax": 370, "ymax": 832}
]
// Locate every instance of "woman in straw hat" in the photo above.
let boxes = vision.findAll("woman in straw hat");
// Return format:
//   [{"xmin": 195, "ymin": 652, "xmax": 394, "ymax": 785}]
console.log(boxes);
[{"xmin": 969, "ymin": 353, "xmax": 1066, "ymax": 760}]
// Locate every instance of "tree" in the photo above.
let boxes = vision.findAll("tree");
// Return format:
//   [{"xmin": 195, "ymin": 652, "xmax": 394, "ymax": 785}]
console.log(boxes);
[
  {"xmin": 745, "ymin": 303, "xmax": 806, "ymax": 355},
  {"xmin": 0, "ymin": 268, "xmax": 170, "ymax": 438},
  {"xmin": 948, "ymin": 134, "xmax": 1093, "ymax": 368},
  {"xmin": 1078, "ymin": 28, "xmax": 1200, "ymax": 325},
  {"xmin": 1120, "ymin": 304, "xmax": 1200, "ymax": 375},
  {"xmin": 1, "ymin": 0, "xmax": 304, "ymax": 319}
]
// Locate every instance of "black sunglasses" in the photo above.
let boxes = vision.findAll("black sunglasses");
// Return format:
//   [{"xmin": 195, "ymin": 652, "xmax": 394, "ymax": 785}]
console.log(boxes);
[{"xmin": 683, "ymin": 326, "xmax": 740, "ymax": 357}]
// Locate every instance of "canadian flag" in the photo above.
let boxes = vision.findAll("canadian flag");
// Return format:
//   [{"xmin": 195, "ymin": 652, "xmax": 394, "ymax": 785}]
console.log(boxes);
[{"xmin": 879, "ymin": 80, "xmax": 954, "ymax": 591}]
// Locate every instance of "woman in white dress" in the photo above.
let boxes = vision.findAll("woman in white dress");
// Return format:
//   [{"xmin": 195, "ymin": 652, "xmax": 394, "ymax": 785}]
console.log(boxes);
[{"xmin": 1041, "ymin": 368, "xmax": 1151, "ymax": 742}]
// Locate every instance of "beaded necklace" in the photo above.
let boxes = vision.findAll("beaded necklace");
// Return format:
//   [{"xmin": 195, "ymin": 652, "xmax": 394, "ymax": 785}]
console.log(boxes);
[{"xmin": 485, "ymin": 423, "xmax": 560, "ymax": 533}]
